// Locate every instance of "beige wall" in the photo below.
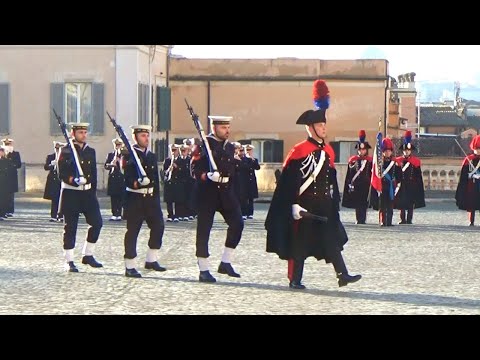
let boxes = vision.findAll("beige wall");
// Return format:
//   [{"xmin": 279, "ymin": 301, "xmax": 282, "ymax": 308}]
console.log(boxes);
[{"xmin": 169, "ymin": 58, "xmax": 388, "ymax": 159}]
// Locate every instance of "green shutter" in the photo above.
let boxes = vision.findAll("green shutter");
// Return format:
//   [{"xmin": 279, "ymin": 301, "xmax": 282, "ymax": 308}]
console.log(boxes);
[
  {"xmin": 91, "ymin": 83, "xmax": 104, "ymax": 135},
  {"xmin": 0, "ymin": 83, "xmax": 9, "ymax": 135},
  {"xmin": 157, "ymin": 86, "xmax": 171, "ymax": 131},
  {"xmin": 50, "ymin": 83, "xmax": 65, "ymax": 136}
]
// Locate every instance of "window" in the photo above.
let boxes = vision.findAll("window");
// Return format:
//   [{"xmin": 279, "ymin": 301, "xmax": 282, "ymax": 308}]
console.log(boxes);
[
  {"xmin": 51, "ymin": 82, "xmax": 104, "ymax": 135},
  {"xmin": 66, "ymin": 82, "xmax": 92, "ymax": 124},
  {"xmin": 138, "ymin": 83, "xmax": 153, "ymax": 126},
  {"xmin": 0, "ymin": 83, "xmax": 9, "ymax": 135},
  {"xmin": 239, "ymin": 139, "xmax": 284, "ymax": 163}
]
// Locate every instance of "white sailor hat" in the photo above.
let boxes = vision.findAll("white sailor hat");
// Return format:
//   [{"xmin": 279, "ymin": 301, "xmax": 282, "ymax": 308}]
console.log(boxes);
[
  {"xmin": 69, "ymin": 123, "xmax": 90, "ymax": 130},
  {"xmin": 1, "ymin": 137, "xmax": 14, "ymax": 144},
  {"xmin": 130, "ymin": 125, "xmax": 152, "ymax": 134},
  {"xmin": 112, "ymin": 138, "xmax": 124, "ymax": 145},
  {"xmin": 208, "ymin": 116, "xmax": 233, "ymax": 125}
]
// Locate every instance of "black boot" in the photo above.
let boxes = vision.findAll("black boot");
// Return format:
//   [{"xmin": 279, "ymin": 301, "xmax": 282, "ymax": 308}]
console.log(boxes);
[
  {"xmin": 289, "ymin": 259, "xmax": 306, "ymax": 290},
  {"xmin": 331, "ymin": 252, "xmax": 361, "ymax": 287},
  {"xmin": 406, "ymin": 208, "xmax": 413, "ymax": 224},
  {"xmin": 469, "ymin": 211, "xmax": 475, "ymax": 226},
  {"xmin": 66, "ymin": 261, "xmax": 79, "ymax": 273},
  {"xmin": 82, "ymin": 255, "xmax": 103, "ymax": 268},
  {"xmin": 125, "ymin": 268, "xmax": 142, "ymax": 278},
  {"xmin": 199, "ymin": 270, "xmax": 217, "ymax": 283},
  {"xmin": 337, "ymin": 273, "xmax": 362, "ymax": 287},
  {"xmin": 145, "ymin": 261, "xmax": 167, "ymax": 272},
  {"xmin": 218, "ymin": 262, "xmax": 240, "ymax": 278},
  {"xmin": 398, "ymin": 210, "xmax": 407, "ymax": 224}
]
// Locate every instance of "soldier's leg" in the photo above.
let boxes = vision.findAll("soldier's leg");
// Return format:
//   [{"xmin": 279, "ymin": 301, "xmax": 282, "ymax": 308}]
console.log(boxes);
[
  {"xmin": 400, "ymin": 209, "xmax": 406, "ymax": 223},
  {"xmin": 144, "ymin": 197, "xmax": 166, "ymax": 271},
  {"xmin": 166, "ymin": 202, "xmax": 174, "ymax": 220},
  {"xmin": 216, "ymin": 205, "xmax": 244, "ymax": 278},
  {"xmin": 110, "ymin": 195, "xmax": 120, "ymax": 217},
  {"xmin": 7, "ymin": 191, "xmax": 14, "ymax": 215},
  {"xmin": 81, "ymin": 196, "xmax": 104, "ymax": 267},
  {"xmin": 240, "ymin": 198, "xmax": 248, "ymax": 218},
  {"xmin": 288, "ymin": 258, "xmax": 306, "ymax": 289},
  {"xmin": 51, "ymin": 195, "xmax": 59, "ymax": 219},
  {"xmin": 330, "ymin": 250, "xmax": 362, "ymax": 287},
  {"xmin": 407, "ymin": 206, "xmax": 414, "ymax": 224},
  {"xmin": 469, "ymin": 211, "xmax": 475, "ymax": 226},
  {"xmin": 63, "ymin": 204, "xmax": 80, "ymax": 270},
  {"xmin": 247, "ymin": 198, "xmax": 254, "ymax": 217},
  {"xmin": 196, "ymin": 205, "xmax": 216, "ymax": 281},
  {"xmin": 355, "ymin": 208, "xmax": 365, "ymax": 224},
  {"xmin": 124, "ymin": 195, "xmax": 145, "ymax": 271}
]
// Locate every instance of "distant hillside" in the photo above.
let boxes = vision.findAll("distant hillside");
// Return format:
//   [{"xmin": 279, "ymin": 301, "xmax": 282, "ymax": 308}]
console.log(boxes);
[{"xmin": 417, "ymin": 81, "xmax": 480, "ymax": 102}]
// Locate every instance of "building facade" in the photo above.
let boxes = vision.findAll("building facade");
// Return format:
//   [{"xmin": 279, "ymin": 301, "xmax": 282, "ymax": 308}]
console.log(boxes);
[{"xmin": 0, "ymin": 45, "xmax": 171, "ymax": 191}]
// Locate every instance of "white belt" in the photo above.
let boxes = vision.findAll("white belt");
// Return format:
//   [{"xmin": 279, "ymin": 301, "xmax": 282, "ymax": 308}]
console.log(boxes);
[
  {"xmin": 213, "ymin": 177, "xmax": 229, "ymax": 184},
  {"xmin": 61, "ymin": 182, "xmax": 92, "ymax": 191},
  {"xmin": 127, "ymin": 187, "xmax": 154, "ymax": 194}
]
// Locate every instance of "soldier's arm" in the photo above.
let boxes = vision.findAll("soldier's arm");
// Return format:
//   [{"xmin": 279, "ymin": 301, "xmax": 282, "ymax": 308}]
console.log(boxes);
[
  {"xmin": 91, "ymin": 149, "xmax": 97, "ymax": 191},
  {"xmin": 152, "ymin": 154, "xmax": 160, "ymax": 194},
  {"xmin": 44, "ymin": 155, "xmax": 53, "ymax": 171},
  {"xmin": 251, "ymin": 158, "xmax": 260, "ymax": 170},
  {"xmin": 12, "ymin": 152, "xmax": 22, "ymax": 169},
  {"xmin": 104, "ymin": 153, "xmax": 114, "ymax": 170},
  {"xmin": 58, "ymin": 147, "xmax": 75, "ymax": 184},
  {"xmin": 123, "ymin": 155, "xmax": 139, "ymax": 189}
]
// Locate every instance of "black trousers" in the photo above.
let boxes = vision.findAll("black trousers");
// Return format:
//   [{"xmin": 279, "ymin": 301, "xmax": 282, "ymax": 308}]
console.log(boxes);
[
  {"xmin": 110, "ymin": 195, "xmax": 123, "ymax": 217},
  {"xmin": 400, "ymin": 207, "xmax": 414, "ymax": 223},
  {"xmin": 50, "ymin": 194, "xmax": 61, "ymax": 219},
  {"xmin": 241, "ymin": 198, "xmax": 255, "ymax": 217},
  {"xmin": 196, "ymin": 203, "xmax": 244, "ymax": 258},
  {"xmin": 62, "ymin": 190, "xmax": 103, "ymax": 250},
  {"xmin": 291, "ymin": 251, "xmax": 348, "ymax": 283},
  {"xmin": 166, "ymin": 202, "xmax": 175, "ymax": 219},
  {"xmin": 6, "ymin": 192, "xmax": 14, "ymax": 214},
  {"xmin": 124, "ymin": 193, "xmax": 165, "ymax": 259},
  {"xmin": 355, "ymin": 206, "xmax": 367, "ymax": 223}
]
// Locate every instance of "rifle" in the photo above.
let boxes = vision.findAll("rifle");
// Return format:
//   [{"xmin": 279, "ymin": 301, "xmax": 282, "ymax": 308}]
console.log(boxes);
[
  {"xmin": 52, "ymin": 108, "xmax": 87, "ymax": 186},
  {"xmin": 165, "ymin": 144, "xmax": 175, "ymax": 181},
  {"xmin": 299, "ymin": 211, "xmax": 328, "ymax": 223},
  {"xmin": 106, "ymin": 111, "xmax": 150, "ymax": 186},
  {"xmin": 184, "ymin": 99, "xmax": 219, "ymax": 173}
]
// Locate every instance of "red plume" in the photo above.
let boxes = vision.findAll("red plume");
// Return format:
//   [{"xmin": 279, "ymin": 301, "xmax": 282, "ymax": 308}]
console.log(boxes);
[
  {"xmin": 312, "ymin": 79, "xmax": 330, "ymax": 100},
  {"xmin": 405, "ymin": 130, "xmax": 412, "ymax": 138},
  {"xmin": 359, "ymin": 130, "xmax": 366, "ymax": 138}
]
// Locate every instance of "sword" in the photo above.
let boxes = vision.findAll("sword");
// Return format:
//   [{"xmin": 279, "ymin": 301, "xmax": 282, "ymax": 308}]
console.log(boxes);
[{"xmin": 299, "ymin": 211, "xmax": 328, "ymax": 223}]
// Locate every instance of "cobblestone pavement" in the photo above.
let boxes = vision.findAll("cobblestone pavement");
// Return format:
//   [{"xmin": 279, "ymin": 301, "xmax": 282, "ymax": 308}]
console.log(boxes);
[{"xmin": 0, "ymin": 193, "xmax": 479, "ymax": 315}]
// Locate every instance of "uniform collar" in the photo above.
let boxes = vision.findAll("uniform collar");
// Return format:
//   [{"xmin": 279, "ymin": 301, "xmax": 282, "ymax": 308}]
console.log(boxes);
[{"xmin": 307, "ymin": 137, "xmax": 325, "ymax": 148}]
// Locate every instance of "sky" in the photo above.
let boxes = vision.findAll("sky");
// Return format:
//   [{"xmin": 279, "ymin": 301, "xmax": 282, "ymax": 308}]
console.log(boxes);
[{"xmin": 170, "ymin": 45, "xmax": 480, "ymax": 86}]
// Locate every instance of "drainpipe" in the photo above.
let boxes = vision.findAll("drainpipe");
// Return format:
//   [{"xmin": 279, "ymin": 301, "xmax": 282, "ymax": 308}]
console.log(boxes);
[
  {"xmin": 384, "ymin": 65, "xmax": 388, "ymax": 136},
  {"xmin": 207, "ymin": 80, "xmax": 211, "ymax": 134}
]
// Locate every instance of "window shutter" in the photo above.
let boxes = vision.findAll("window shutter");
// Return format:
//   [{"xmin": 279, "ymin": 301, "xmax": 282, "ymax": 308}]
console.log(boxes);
[
  {"xmin": 91, "ymin": 83, "xmax": 104, "ymax": 135},
  {"xmin": 0, "ymin": 83, "xmax": 9, "ymax": 135},
  {"xmin": 272, "ymin": 140, "xmax": 284, "ymax": 163},
  {"xmin": 50, "ymin": 83, "xmax": 65, "ymax": 135},
  {"xmin": 157, "ymin": 86, "xmax": 171, "ymax": 131}
]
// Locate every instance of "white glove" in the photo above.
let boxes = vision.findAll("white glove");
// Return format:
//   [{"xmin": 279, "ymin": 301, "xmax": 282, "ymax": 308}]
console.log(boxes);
[
  {"xmin": 207, "ymin": 171, "xmax": 227, "ymax": 183},
  {"xmin": 472, "ymin": 174, "xmax": 480, "ymax": 180},
  {"xmin": 292, "ymin": 204, "xmax": 308, "ymax": 220},
  {"xmin": 138, "ymin": 177, "xmax": 151, "ymax": 186},
  {"xmin": 74, "ymin": 177, "xmax": 87, "ymax": 186},
  {"xmin": 50, "ymin": 160, "xmax": 57, "ymax": 166}
]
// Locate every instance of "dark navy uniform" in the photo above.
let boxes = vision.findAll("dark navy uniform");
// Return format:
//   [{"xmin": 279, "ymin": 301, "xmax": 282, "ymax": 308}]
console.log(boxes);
[
  {"xmin": 57, "ymin": 123, "xmax": 103, "ymax": 271},
  {"xmin": 341, "ymin": 131, "xmax": 373, "ymax": 224},
  {"xmin": 122, "ymin": 125, "xmax": 166, "ymax": 278},
  {"xmin": 1, "ymin": 139, "xmax": 21, "ymax": 216},
  {"xmin": 105, "ymin": 142, "xmax": 126, "ymax": 220},
  {"xmin": 43, "ymin": 144, "xmax": 63, "ymax": 221},
  {"xmin": 0, "ymin": 150, "xmax": 9, "ymax": 219},
  {"xmin": 240, "ymin": 148, "xmax": 260, "ymax": 218},
  {"xmin": 163, "ymin": 145, "xmax": 181, "ymax": 221},
  {"xmin": 370, "ymin": 138, "xmax": 400, "ymax": 227},
  {"xmin": 191, "ymin": 116, "xmax": 244, "ymax": 283}
]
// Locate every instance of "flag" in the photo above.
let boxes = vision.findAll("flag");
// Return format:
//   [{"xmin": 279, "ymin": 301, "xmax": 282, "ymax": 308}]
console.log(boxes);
[{"xmin": 371, "ymin": 131, "xmax": 383, "ymax": 193}]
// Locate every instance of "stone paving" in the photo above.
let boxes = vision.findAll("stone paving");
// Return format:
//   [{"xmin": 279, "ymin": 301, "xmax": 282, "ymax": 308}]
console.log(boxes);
[{"xmin": 0, "ymin": 193, "xmax": 479, "ymax": 315}]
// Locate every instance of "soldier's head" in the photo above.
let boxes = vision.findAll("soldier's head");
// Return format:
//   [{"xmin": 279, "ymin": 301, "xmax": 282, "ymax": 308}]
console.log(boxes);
[
  {"xmin": 112, "ymin": 138, "xmax": 124, "ymax": 150},
  {"xmin": 53, "ymin": 141, "xmax": 65, "ymax": 151},
  {"xmin": 296, "ymin": 80, "xmax": 330, "ymax": 142},
  {"xmin": 208, "ymin": 116, "xmax": 232, "ymax": 141},
  {"xmin": 382, "ymin": 138, "xmax": 394, "ymax": 158},
  {"xmin": 180, "ymin": 144, "xmax": 190, "ymax": 157},
  {"xmin": 470, "ymin": 134, "xmax": 480, "ymax": 155},
  {"xmin": 245, "ymin": 144, "xmax": 255, "ymax": 157},
  {"xmin": 400, "ymin": 130, "xmax": 415, "ymax": 157},
  {"xmin": 69, "ymin": 123, "xmax": 89, "ymax": 144},
  {"xmin": 171, "ymin": 144, "xmax": 180, "ymax": 157},
  {"xmin": 1, "ymin": 138, "xmax": 13, "ymax": 147},
  {"xmin": 356, "ymin": 130, "xmax": 371, "ymax": 156},
  {"xmin": 130, "ymin": 125, "xmax": 151, "ymax": 149}
]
